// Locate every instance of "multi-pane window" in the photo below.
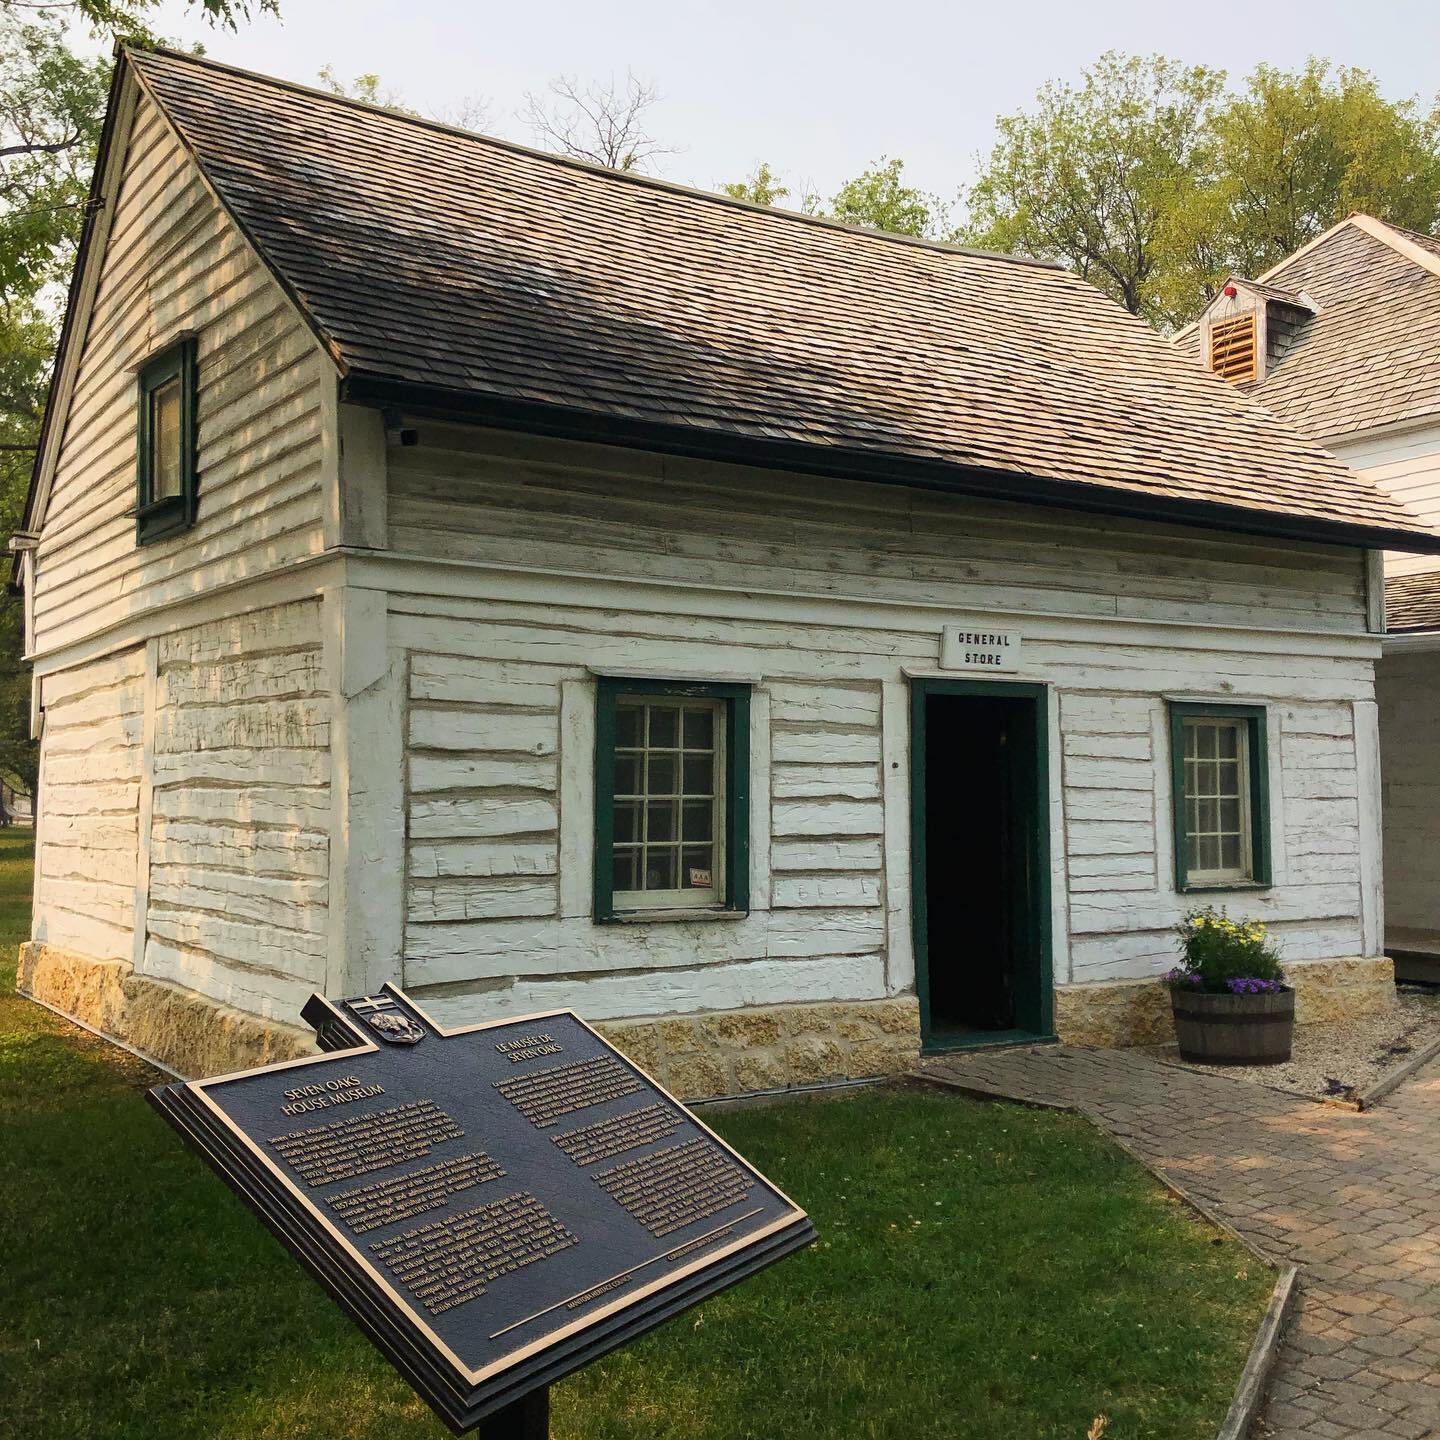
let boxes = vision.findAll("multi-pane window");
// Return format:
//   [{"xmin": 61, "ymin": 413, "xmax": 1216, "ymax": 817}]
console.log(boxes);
[
  {"xmin": 594, "ymin": 678, "xmax": 751, "ymax": 919},
  {"xmin": 1169, "ymin": 703, "xmax": 1271, "ymax": 891},
  {"xmin": 136, "ymin": 338, "xmax": 198, "ymax": 544},
  {"xmin": 612, "ymin": 697, "xmax": 723, "ymax": 905},
  {"xmin": 1182, "ymin": 718, "xmax": 1249, "ymax": 881}
]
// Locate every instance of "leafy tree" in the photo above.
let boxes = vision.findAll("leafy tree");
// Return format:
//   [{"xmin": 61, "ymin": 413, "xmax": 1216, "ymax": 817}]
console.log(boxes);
[
  {"xmin": 722, "ymin": 162, "xmax": 790, "ymax": 207},
  {"xmin": 2, "ymin": 0, "xmax": 275, "ymax": 30},
  {"xmin": 964, "ymin": 52, "xmax": 1224, "ymax": 325},
  {"xmin": 317, "ymin": 65, "xmax": 413, "ymax": 113},
  {"xmin": 829, "ymin": 156, "xmax": 942, "ymax": 238},
  {"xmin": 1210, "ymin": 60, "xmax": 1440, "ymax": 278},
  {"xmin": 1, "ymin": 0, "xmax": 277, "ymax": 801},
  {"xmin": 965, "ymin": 51, "xmax": 1440, "ymax": 327}
]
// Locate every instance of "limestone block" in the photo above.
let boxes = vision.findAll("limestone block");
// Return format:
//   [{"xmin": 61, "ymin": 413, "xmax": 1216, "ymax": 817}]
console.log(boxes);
[
  {"xmin": 697, "ymin": 1009, "xmax": 783, "ymax": 1048},
  {"xmin": 1055, "ymin": 980, "xmax": 1175, "ymax": 1049},
  {"xmin": 783, "ymin": 1033, "xmax": 849, "ymax": 1085},
  {"xmin": 596, "ymin": 1020, "xmax": 663, "ymax": 1075},
  {"xmin": 733, "ymin": 1050, "xmax": 792, "ymax": 1093},
  {"xmin": 848, "ymin": 1036, "xmax": 917, "ymax": 1076},
  {"xmin": 664, "ymin": 1050, "xmax": 728, "ymax": 1101},
  {"xmin": 658, "ymin": 1017, "xmax": 702, "ymax": 1054},
  {"xmin": 872, "ymin": 997, "xmax": 922, "ymax": 1036}
]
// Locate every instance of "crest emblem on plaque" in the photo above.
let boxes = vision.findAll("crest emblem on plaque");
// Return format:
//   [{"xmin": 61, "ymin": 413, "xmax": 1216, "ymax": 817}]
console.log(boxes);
[{"xmin": 365, "ymin": 1010, "xmax": 426, "ymax": 1045}]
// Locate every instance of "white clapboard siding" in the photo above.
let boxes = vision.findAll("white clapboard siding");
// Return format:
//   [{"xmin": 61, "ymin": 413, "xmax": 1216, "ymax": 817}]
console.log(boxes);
[
  {"xmin": 1329, "ymin": 423, "xmax": 1440, "ymax": 577},
  {"xmin": 31, "ymin": 93, "xmax": 328, "ymax": 658},
  {"xmin": 142, "ymin": 601, "xmax": 331, "ymax": 1007},
  {"xmin": 34, "ymin": 647, "xmax": 146, "ymax": 961},
  {"xmin": 388, "ymin": 421, "xmax": 1368, "ymax": 634}
]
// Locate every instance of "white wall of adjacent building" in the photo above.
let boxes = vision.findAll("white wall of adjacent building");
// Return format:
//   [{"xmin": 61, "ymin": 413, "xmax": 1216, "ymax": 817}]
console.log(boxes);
[{"xmin": 1324, "ymin": 420, "xmax": 1440, "ymax": 958}]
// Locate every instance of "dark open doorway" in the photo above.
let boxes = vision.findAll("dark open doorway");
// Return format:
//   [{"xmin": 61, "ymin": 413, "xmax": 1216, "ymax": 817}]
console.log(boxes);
[{"xmin": 910, "ymin": 679, "xmax": 1053, "ymax": 1049}]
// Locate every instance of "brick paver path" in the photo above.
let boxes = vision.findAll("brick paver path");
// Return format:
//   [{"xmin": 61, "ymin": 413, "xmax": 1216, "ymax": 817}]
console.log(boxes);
[{"xmin": 918, "ymin": 1046, "xmax": 1440, "ymax": 1439}]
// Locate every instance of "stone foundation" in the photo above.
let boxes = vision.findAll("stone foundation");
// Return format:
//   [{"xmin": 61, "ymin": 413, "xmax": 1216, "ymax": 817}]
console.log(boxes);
[
  {"xmin": 597, "ymin": 997, "xmax": 921, "ymax": 1100},
  {"xmin": 19, "ymin": 941, "xmax": 921, "ymax": 1095},
  {"xmin": 1055, "ymin": 956, "xmax": 1397, "ymax": 1049},
  {"xmin": 18, "ymin": 942, "xmax": 315, "ymax": 1077}
]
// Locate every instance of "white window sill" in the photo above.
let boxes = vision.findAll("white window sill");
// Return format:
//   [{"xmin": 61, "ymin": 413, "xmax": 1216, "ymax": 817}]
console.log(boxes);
[{"xmin": 605, "ymin": 908, "xmax": 748, "ymax": 925}]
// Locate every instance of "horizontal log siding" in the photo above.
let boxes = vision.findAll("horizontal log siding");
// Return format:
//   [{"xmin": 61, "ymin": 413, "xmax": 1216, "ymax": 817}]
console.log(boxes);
[
  {"xmin": 31, "ymin": 94, "xmax": 328, "ymax": 658},
  {"xmin": 143, "ymin": 600, "xmax": 331, "ymax": 1021},
  {"xmin": 34, "ymin": 648, "xmax": 146, "ymax": 961},
  {"xmin": 388, "ymin": 421, "xmax": 1369, "ymax": 634},
  {"xmin": 391, "ymin": 606, "xmax": 1370, "ymax": 1027}
]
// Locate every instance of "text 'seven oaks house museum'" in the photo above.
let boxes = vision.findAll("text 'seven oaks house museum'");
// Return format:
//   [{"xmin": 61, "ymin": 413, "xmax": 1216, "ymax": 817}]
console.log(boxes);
[{"xmin": 16, "ymin": 48, "xmax": 1440, "ymax": 1092}]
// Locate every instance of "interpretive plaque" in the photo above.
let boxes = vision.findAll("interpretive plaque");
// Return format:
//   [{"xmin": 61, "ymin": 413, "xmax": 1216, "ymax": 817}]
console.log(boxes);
[{"xmin": 147, "ymin": 985, "xmax": 814, "ymax": 1433}]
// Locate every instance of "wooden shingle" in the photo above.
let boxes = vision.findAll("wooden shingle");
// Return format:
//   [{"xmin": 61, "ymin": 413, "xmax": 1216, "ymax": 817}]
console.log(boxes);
[{"xmin": 125, "ymin": 48, "xmax": 1439, "ymax": 549}]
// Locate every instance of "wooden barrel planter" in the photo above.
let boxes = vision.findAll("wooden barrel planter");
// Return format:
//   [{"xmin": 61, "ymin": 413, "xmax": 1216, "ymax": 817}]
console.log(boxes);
[{"xmin": 1170, "ymin": 987, "xmax": 1295, "ymax": 1065}]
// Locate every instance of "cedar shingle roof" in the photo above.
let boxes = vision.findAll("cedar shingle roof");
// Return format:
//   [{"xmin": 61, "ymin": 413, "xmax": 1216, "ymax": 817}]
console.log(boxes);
[
  {"xmin": 1214, "ymin": 219, "xmax": 1440, "ymax": 442},
  {"xmin": 122, "ymin": 48, "xmax": 1440, "ymax": 549},
  {"xmin": 1385, "ymin": 572, "xmax": 1440, "ymax": 632}
]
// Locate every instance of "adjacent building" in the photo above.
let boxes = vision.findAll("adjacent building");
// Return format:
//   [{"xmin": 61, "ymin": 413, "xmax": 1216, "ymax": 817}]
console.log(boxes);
[
  {"xmin": 1181, "ymin": 215, "xmax": 1440, "ymax": 980},
  {"xmin": 15, "ymin": 49, "xmax": 1440, "ymax": 1090}
]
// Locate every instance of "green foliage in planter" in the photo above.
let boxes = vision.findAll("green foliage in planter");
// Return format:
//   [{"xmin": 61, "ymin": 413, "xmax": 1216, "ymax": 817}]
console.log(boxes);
[{"xmin": 1165, "ymin": 907, "xmax": 1285, "ymax": 995}]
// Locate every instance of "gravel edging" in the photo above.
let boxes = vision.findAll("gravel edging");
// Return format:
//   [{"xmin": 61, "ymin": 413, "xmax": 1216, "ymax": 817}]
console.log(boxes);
[{"xmin": 911, "ymin": 1067, "xmax": 1297, "ymax": 1440}]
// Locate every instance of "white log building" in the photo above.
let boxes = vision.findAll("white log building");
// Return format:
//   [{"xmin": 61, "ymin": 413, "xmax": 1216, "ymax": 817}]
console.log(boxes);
[{"xmin": 14, "ymin": 49, "xmax": 1440, "ymax": 1091}]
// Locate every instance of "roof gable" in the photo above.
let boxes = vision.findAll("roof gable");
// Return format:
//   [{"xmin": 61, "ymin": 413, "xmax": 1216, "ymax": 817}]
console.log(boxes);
[
  {"xmin": 1243, "ymin": 216, "xmax": 1440, "ymax": 441},
  {"xmin": 36, "ymin": 47, "xmax": 1440, "ymax": 554}
]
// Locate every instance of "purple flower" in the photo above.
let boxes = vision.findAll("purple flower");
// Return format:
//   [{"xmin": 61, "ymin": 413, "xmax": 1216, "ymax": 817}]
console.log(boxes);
[{"xmin": 1226, "ymin": 976, "xmax": 1282, "ymax": 995}]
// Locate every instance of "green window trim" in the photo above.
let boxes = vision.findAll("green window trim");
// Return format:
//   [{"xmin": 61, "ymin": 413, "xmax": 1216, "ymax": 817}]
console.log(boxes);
[
  {"xmin": 1168, "ymin": 701, "xmax": 1272, "ymax": 893},
  {"xmin": 135, "ymin": 338, "xmax": 199, "ymax": 545},
  {"xmin": 593, "ymin": 677, "xmax": 750, "ymax": 922}
]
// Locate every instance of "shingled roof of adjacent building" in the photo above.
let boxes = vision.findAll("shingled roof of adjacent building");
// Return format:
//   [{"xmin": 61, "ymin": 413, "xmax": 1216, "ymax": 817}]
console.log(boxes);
[
  {"xmin": 1181, "ymin": 215, "xmax": 1440, "ymax": 445},
  {"xmin": 68, "ymin": 49, "xmax": 1440, "ymax": 549},
  {"xmin": 1385, "ymin": 572, "xmax": 1440, "ymax": 633}
]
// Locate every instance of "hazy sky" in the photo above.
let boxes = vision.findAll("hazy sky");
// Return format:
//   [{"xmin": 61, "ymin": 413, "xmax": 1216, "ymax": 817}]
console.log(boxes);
[{"xmin": 146, "ymin": 0, "xmax": 1440, "ymax": 207}]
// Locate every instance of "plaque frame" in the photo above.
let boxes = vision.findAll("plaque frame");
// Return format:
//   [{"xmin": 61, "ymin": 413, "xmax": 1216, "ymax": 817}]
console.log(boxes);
[{"xmin": 149, "ymin": 984, "xmax": 814, "ymax": 1432}]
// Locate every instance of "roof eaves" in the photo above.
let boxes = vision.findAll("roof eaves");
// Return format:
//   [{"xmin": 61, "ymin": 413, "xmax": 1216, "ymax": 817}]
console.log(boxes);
[{"xmin": 341, "ymin": 370, "xmax": 1440, "ymax": 556}]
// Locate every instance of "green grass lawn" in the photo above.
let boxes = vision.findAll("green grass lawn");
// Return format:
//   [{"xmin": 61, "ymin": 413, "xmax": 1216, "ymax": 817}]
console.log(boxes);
[{"xmin": 0, "ymin": 828, "xmax": 1271, "ymax": 1439}]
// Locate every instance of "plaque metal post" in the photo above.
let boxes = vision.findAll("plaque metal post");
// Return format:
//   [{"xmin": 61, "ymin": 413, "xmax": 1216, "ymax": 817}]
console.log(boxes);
[{"xmin": 479, "ymin": 1385, "xmax": 548, "ymax": 1439}]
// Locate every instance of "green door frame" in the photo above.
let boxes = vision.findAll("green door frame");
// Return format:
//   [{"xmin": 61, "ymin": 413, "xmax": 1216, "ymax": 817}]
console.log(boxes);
[{"xmin": 909, "ymin": 677, "xmax": 1056, "ymax": 1053}]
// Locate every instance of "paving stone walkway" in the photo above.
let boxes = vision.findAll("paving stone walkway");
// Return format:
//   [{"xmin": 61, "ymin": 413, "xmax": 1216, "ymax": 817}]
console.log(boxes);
[{"xmin": 917, "ymin": 1046, "xmax": 1440, "ymax": 1439}]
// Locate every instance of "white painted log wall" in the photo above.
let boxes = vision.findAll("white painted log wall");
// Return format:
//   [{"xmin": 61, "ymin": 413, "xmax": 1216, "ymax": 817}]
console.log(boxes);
[
  {"xmin": 30, "ymin": 93, "xmax": 329, "ymax": 659},
  {"xmin": 1376, "ymin": 649, "xmax": 1440, "ymax": 953},
  {"xmin": 142, "ymin": 600, "xmax": 331, "ymax": 1021},
  {"xmin": 388, "ymin": 422, "xmax": 1369, "ymax": 635},
  {"xmin": 1328, "ymin": 423, "xmax": 1440, "ymax": 578},
  {"xmin": 33, "ymin": 648, "xmax": 146, "ymax": 961},
  {"xmin": 380, "ymin": 425, "xmax": 1376, "ymax": 1025}
]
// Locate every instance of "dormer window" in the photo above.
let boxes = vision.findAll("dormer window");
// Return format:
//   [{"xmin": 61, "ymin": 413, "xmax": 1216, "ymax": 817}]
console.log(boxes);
[
  {"xmin": 136, "ymin": 338, "xmax": 198, "ymax": 544},
  {"xmin": 1209, "ymin": 313, "xmax": 1257, "ymax": 383}
]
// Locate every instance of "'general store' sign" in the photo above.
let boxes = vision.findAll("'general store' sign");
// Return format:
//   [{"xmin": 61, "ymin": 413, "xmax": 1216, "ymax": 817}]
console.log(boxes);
[{"xmin": 941, "ymin": 623, "xmax": 1022, "ymax": 673}]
